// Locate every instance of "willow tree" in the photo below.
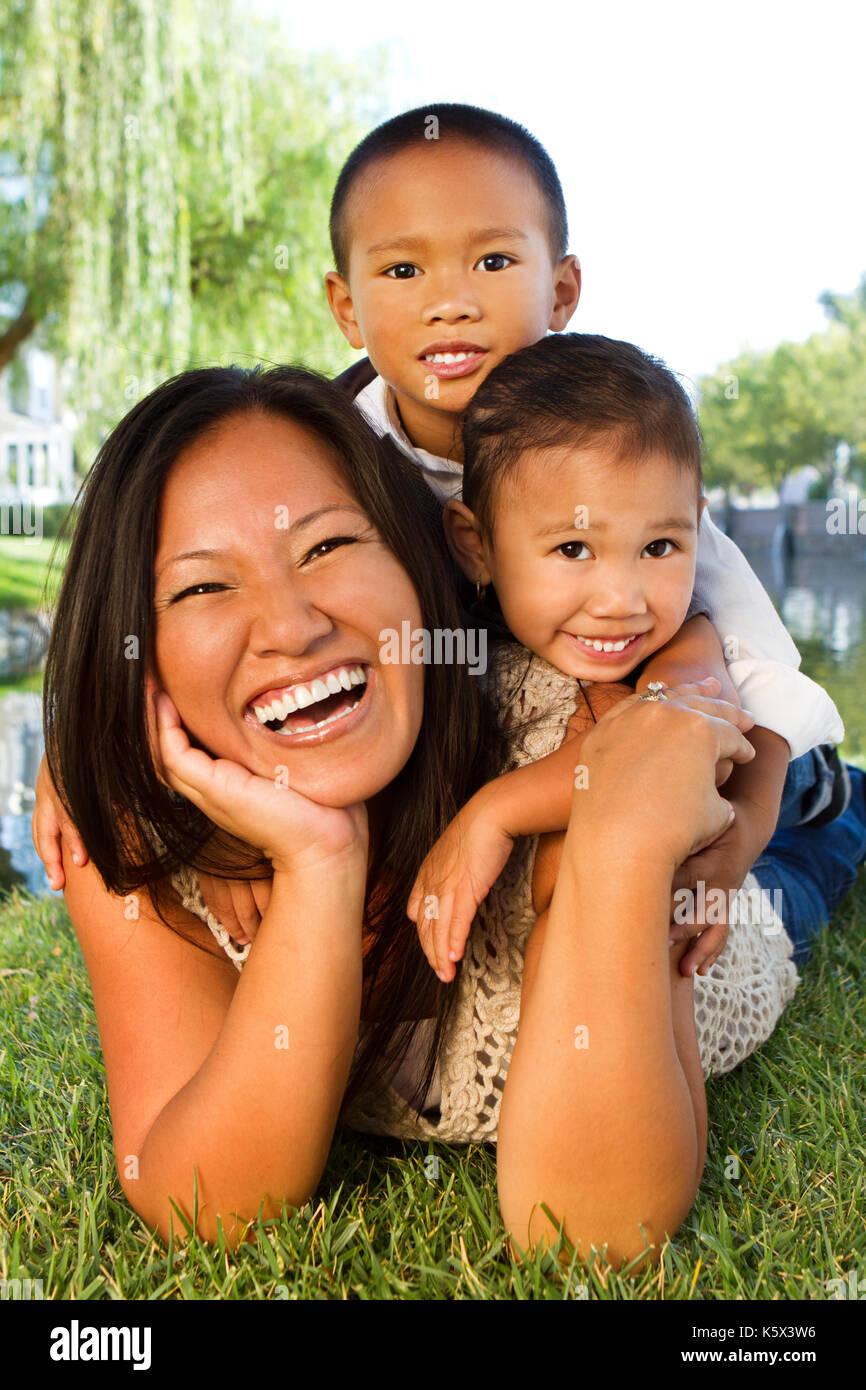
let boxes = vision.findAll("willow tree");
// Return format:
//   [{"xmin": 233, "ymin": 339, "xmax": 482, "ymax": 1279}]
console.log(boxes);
[{"xmin": 0, "ymin": 0, "xmax": 385, "ymax": 459}]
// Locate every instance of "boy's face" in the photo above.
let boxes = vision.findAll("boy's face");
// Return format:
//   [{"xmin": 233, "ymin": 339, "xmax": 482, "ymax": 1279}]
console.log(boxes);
[
  {"xmin": 325, "ymin": 140, "xmax": 580, "ymax": 459},
  {"xmin": 466, "ymin": 443, "xmax": 703, "ymax": 681}
]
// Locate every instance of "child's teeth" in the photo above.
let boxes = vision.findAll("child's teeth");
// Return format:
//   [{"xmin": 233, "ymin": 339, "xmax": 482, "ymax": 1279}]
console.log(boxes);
[
  {"xmin": 576, "ymin": 635, "xmax": 634, "ymax": 653},
  {"xmin": 426, "ymin": 351, "xmax": 471, "ymax": 363}
]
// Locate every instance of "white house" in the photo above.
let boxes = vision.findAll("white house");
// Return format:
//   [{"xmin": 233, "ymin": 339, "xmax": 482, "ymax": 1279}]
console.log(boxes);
[{"xmin": 0, "ymin": 345, "xmax": 76, "ymax": 506}]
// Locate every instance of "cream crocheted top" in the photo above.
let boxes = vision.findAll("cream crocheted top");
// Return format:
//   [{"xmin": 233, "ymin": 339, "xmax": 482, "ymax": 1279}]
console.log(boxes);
[{"xmin": 170, "ymin": 645, "xmax": 800, "ymax": 1145}]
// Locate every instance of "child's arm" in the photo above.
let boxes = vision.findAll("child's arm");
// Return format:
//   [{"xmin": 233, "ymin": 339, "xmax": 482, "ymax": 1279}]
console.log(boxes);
[
  {"xmin": 635, "ymin": 613, "xmax": 740, "ymax": 706},
  {"xmin": 671, "ymin": 722, "xmax": 789, "ymax": 976},
  {"xmin": 409, "ymin": 675, "xmax": 751, "ymax": 983},
  {"xmin": 662, "ymin": 713, "xmax": 790, "ymax": 976},
  {"xmin": 636, "ymin": 614, "xmax": 791, "ymax": 975}
]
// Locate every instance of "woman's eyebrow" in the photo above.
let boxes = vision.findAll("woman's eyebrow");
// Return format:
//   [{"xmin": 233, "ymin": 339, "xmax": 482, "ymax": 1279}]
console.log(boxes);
[{"xmin": 155, "ymin": 506, "xmax": 369, "ymax": 577}]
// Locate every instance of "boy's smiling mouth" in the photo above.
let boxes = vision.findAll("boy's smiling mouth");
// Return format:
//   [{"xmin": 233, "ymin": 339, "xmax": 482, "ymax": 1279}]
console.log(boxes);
[{"xmin": 418, "ymin": 339, "xmax": 488, "ymax": 379}]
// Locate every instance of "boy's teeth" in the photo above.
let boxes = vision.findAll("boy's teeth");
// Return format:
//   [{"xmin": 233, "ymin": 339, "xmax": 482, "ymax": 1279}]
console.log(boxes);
[
  {"xmin": 424, "ymin": 351, "xmax": 472, "ymax": 363},
  {"xmin": 253, "ymin": 665, "xmax": 367, "ymax": 724}
]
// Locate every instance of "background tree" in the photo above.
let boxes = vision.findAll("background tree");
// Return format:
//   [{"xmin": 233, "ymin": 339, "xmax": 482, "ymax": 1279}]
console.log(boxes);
[
  {"xmin": 698, "ymin": 274, "xmax": 866, "ymax": 498},
  {"xmin": 0, "ymin": 0, "xmax": 385, "ymax": 460}
]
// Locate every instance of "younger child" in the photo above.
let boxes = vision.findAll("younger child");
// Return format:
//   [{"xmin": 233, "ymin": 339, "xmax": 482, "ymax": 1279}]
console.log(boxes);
[{"xmin": 406, "ymin": 333, "xmax": 859, "ymax": 984}]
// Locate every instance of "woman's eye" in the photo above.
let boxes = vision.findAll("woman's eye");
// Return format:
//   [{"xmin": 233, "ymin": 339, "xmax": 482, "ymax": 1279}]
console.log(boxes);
[
  {"xmin": 384, "ymin": 263, "xmax": 419, "ymax": 279},
  {"xmin": 475, "ymin": 253, "xmax": 514, "ymax": 272},
  {"xmin": 556, "ymin": 541, "xmax": 592, "ymax": 560},
  {"xmin": 303, "ymin": 536, "xmax": 357, "ymax": 563},
  {"xmin": 171, "ymin": 582, "xmax": 228, "ymax": 603},
  {"xmin": 643, "ymin": 539, "xmax": 677, "ymax": 558}
]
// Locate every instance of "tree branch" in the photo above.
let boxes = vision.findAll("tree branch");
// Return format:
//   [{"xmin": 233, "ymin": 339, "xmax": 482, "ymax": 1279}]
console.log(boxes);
[{"xmin": 0, "ymin": 292, "xmax": 37, "ymax": 371}]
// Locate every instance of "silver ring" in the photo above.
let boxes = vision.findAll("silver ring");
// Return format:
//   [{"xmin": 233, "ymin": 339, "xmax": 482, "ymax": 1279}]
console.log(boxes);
[{"xmin": 639, "ymin": 681, "xmax": 669, "ymax": 702}]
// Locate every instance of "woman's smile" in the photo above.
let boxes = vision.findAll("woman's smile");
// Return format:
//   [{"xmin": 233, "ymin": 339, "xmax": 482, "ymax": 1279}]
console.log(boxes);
[{"xmin": 244, "ymin": 661, "xmax": 374, "ymax": 745}]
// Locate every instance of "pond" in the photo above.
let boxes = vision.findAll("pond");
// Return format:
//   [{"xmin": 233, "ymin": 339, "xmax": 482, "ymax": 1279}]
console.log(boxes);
[{"xmin": 0, "ymin": 545, "xmax": 864, "ymax": 899}]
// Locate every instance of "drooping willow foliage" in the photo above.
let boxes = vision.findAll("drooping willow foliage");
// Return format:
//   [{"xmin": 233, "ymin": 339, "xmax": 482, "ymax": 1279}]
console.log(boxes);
[{"xmin": 1, "ymin": 0, "xmax": 386, "ymax": 461}]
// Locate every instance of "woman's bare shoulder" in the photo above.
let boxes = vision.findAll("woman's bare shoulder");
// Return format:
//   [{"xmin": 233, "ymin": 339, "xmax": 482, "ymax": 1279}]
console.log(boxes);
[{"xmin": 61, "ymin": 846, "xmax": 238, "ymax": 1160}]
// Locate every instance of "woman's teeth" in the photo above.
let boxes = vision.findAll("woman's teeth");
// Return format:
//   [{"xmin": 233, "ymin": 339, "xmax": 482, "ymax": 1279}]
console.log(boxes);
[
  {"xmin": 574, "ymin": 634, "xmax": 637, "ymax": 653},
  {"xmin": 253, "ymin": 664, "xmax": 367, "ymax": 728}
]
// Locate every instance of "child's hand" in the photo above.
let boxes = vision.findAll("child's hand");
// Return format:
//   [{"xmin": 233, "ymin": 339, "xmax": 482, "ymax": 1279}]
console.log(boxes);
[
  {"xmin": 669, "ymin": 807, "xmax": 756, "ymax": 976},
  {"xmin": 197, "ymin": 872, "xmax": 273, "ymax": 944},
  {"xmin": 407, "ymin": 800, "xmax": 515, "ymax": 982},
  {"xmin": 31, "ymin": 754, "xmax": 89, "ymax": 890}
]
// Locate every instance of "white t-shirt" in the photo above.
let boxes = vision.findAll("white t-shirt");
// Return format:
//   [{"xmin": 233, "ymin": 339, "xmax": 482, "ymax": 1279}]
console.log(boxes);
[{"xmin": 354, "ymin": 372, "xmax": 844, "ymax": 760}]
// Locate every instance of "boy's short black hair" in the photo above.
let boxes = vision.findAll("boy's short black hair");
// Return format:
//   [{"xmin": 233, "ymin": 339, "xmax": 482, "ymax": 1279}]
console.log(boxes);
[
  {"xmin": 329, "ymin": 103, "xmax": 568, "ymax": 280},
  {"xmin": 461, "ymin": 333, "xmax": 704, "ymax": 539}
]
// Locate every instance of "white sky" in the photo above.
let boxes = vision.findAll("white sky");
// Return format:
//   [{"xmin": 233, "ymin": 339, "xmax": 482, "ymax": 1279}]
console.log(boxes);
[{"xmin": 254, "ymin": 0, "xmax": 865, "ymax": 387}]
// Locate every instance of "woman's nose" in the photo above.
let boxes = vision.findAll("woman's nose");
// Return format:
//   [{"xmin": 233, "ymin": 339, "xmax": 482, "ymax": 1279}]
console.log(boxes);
[{"xmin": 247, "ymin": 579, "xmax": 335, "ymax": 656}]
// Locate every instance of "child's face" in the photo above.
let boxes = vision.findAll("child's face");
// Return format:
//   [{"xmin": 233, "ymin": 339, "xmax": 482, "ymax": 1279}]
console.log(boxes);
[
  {"xmin": 325, "ymin": 141, "xmax": 580, "ymax": 457},
  {"xmin": 474, "ymin": 444, "xmax": 703, "ymax": 682}
]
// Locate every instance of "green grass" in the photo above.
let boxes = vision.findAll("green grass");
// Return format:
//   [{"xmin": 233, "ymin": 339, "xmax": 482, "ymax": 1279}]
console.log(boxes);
[
  {"xmin": 1, "ymin": 878, "xmax": 864, "ymax": 1300},
  {"xmin": 0, "ymin": 537, "xmax": 68, "ymax": 610}
]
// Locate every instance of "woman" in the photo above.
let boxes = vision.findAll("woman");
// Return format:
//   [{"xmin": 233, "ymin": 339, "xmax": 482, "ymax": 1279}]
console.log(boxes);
[{"xmin": 35, "ymin": 364, "xmax": 855, "ymax": 1269}]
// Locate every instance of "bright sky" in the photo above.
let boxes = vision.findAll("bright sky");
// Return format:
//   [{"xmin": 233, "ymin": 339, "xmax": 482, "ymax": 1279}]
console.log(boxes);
[{"xmin": 254, "ymin": 0, "xmax": 865, "ymax": 388}]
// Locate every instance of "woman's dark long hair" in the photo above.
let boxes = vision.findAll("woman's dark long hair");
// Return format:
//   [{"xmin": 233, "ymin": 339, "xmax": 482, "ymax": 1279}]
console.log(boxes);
[{"xmin": 43, "ymin": 364, "xmax": 507, "ymax": 1114}]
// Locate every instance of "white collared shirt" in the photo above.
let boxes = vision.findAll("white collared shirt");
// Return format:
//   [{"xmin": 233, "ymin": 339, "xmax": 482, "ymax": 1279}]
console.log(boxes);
[{"xmin": 353, "ymin": 373, "xmax": 844, "ymax": 758}]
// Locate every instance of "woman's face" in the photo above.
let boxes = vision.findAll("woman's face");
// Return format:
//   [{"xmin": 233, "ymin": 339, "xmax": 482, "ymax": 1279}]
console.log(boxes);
[{"xmin": 153, "ymin": 410, "xmax": 426, "ymax": 808}]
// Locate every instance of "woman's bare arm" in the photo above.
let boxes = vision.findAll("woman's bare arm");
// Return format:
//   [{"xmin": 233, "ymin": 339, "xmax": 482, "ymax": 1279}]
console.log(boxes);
[
  {"xmin": 63, "ymin": 846, "xmax": 365, "ymax": 1248},
  {"xmin": 496, "ymin": 693, "xmax": 755, "ymax": 1271}
]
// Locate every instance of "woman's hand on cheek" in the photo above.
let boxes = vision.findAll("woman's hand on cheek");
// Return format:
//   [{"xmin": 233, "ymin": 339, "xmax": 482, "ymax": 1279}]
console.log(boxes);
[{"xmin": 152, "ymin": 690, "xmax": 368, "ymax": 877}]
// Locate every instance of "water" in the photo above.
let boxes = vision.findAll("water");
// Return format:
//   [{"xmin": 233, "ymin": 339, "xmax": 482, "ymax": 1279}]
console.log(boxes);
[
  {"xmin": 1, "ymin": 547, "xmax": 864, "ymax": 899},
  {"xmin": 742, "ymin": 548, "xmax": 866, "ymax": 764}
]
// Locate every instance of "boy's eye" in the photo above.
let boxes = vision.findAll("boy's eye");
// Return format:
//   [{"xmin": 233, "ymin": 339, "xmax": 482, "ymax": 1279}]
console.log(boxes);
[
  {"xmin": 383, "ymin": 263, "xmax": 419, "ymax": 279},
  {"xmin": 475, "ymin": 253, "xmax": 514, "ymax": 272},
  {"xmin": 302, "ymin": 536, "xmax": 358, "ymax": 563},
  {"xmin": 556, "ymin": 541, "xmax": 592, "ymax": 560},
  {"xmin": 643, "ymin": 539, "xmax": 677, "ymax": 558}
]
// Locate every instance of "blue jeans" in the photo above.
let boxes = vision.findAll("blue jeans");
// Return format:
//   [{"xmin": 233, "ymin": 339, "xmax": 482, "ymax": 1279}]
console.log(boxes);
[
  {"xmin": 752, "ymin": 765, "xmax": 866, "ymax": 965},
  {"xmin": 777, "ymin": 748, "xmax": 837, "ymax": 829}
]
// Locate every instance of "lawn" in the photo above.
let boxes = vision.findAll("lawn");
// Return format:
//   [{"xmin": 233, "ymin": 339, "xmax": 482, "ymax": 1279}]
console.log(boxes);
[
  {"xmin": 0, "ymin": 876, "xmax": 864, "ymax": 1300},
  {"xmin": 0, "ymin": 537, "xmax": 68, "ymax": 611}
]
